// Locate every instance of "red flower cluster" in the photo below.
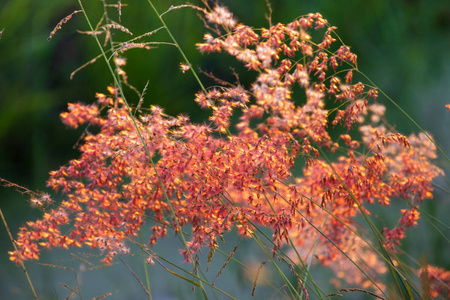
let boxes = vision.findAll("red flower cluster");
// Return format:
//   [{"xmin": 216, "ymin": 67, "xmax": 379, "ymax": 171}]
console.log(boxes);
[
  {"xmin": 420, "ymin": 265, "xmax": 450, "ymax": 299},
  {"xmin": 9, "ymin": 4, "xmax": 446, "ymax": 295}
]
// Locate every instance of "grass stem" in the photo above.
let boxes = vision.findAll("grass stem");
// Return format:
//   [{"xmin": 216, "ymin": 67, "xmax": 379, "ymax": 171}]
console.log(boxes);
[{"xmin": 1, "ymin": 208, "xmax": 39, "ymax": 300}]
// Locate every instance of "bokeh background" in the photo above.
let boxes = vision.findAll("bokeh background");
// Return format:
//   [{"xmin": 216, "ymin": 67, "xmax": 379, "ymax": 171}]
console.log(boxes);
[{"xmin": 1, "ymin": 0, "xmax": 449, "ymax": 299}]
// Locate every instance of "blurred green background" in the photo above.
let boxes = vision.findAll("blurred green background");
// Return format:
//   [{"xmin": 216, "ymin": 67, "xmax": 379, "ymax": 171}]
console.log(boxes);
[{"xmin": 1, "ymin": 0, "xmax": 449, "ymax": 299}]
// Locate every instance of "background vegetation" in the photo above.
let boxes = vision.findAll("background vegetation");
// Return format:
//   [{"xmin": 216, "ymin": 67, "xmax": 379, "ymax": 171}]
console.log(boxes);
[{"xmin": 1, "ymin": 0, "xmax": 449, "ymax": 299}]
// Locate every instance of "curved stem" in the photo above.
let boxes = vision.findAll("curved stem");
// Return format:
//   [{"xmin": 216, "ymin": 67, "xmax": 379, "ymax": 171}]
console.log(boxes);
[{"xmin": 146, "ymin": 0, "xmax": 207, "ymax": 93}]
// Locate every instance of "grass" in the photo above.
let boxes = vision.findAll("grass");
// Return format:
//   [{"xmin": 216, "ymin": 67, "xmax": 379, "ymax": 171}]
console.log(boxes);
[{"xmin": 1, "ymin": 1, "xmax": 449, "ymax": 299}]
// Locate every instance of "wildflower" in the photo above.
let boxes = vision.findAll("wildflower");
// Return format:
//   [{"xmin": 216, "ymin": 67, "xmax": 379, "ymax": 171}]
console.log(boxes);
[
  {"xmin": 399, "ymin": 208, "xmax": 420, "ymax": 227},
  {"xmin": 114, "ymin": 57, "xmax": 127, "ymax": 67},
  {"xmin": 48, "ymin": 10, "xmax": 82, "ymax": 41},
  {"xmin": 29, "ymin": 197, "xmax": 43, "ymax": 209},
  {"xmin": 179, "ymin": 62, "xmax": 190, "ymax": 73},
  {"xmin": 9, "ymin": 5, "xmax": 446, "ymax": 295},
  {"xmin": 146, "ymin": 255, "xmax": 155, "ymax": 265},
  {"xmin": 205, "ymin": 6, "xmax": 237, "ymax": 29},
  {"xmin": 40, "ymin": 193, "xmax": 52, "ymax": 204}
]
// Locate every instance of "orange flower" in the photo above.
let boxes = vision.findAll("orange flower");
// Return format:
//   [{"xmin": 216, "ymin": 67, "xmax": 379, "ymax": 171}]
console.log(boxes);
[{"xmin": 9, "ymin": 5, "xmax": 444, "ymax": 295}]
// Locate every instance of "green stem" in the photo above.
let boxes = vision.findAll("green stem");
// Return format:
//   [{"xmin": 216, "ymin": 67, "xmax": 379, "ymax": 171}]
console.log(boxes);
[
  {"xmin": 76, "ymin": 0, "xmax": 208, "ymax": 297},
  {"xmin": 1, "ymin": 208, "xmax": 39, "ymax": 300},
  {"xmin": 139, "ymin": 231, "xmax": 152, "ymax": 300},
  {"xmin": 216, "ymin": 195, "xmax": 302, "ymax": 299},
  {"xmin": 358, "ymin": 71, "xmax": 450, "ymax": 163},
  {"xmin": 300, "ymin": 197, "xmax": 337, "ymax": 299},
  {"xmin": 145, "ymin": 0, "xmax": 206, "ymax": 93}
]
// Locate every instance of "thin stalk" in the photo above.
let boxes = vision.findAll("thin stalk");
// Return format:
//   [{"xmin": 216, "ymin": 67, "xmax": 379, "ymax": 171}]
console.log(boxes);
[
  {"xmin": 76, "ymin": 0, "xmax": 208, "ymax": 297},
  {"xmin": 145, "ymin": 0, "xmax": 235, "ymax": 139},
  {"xmin": 285, "ymin": 235, "xmax": 324, "ymax": 299},
  {"xmin": 257, "ymin": 166, "xmax": 395, "ymax": 295},
  {"xmin": 249, "ymin": 230, "xmax": 300, "ymax": 299},
  {"xmin": 72, "ymin": 260, "xmax": 83, "ymax": 300},
  {"xmin": 212, "ymin": 247, "xmax": 287, "ymax": 298},
  {"xmin": 291, "ymin": 204, "xmax": 387, "ymax": 297},
  {"xmin": 380, "ymin": 243, "xmax": 414, "ymax": 299},
  {"xmin": 253, "ymin": 166, "xmax": 389, "ymax": 297},
  {"xmin": 318, "ymin": 148, "xmax": 419, "ymax": 297},
  {"xmin": 216, "ymin": 196, "xmax": 302, "ymax": 299},
  {"xmin": 260, "ymin": 191, "xmax": 324, "ymax": 298},
  {"xmin": 145, "ymin": 0, "xmax": 206, "ymax": 93},
  {"xmin": 358, "ymin": 71, "xmax": 450, "ymax": 164},
  {"xmin": 245, "ymin": 219, "xmax": 327, "ymax": 299},
  {"xmin": 134, "ymin": 242, "xmax": 237, "ymax": 299},
  {"xmin": 119, "ymin": 258, "xmax": 150, "ymax": 296},
  {"xmin": 1, "ymin": 208, "xmax": 39, "ymax": 300},
  {"xmin": 139, "ymin": 231, "xmax": 152, "ymax": 300},
  {"xmin": 99, "ymin": 13, "xmax": 151, "ymax": 298},
  {"xmin": 299, "ymin": 197, "xmax": 337, "ymax": 300}
]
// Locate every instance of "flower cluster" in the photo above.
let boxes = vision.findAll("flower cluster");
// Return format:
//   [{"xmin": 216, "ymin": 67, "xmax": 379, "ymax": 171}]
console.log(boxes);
[
  {"xmin": 9, "ymin": 4, "xmax": 447, "ymax": 296},
  {"xmin": 420, "ymin": 265, "xmax": 450, "ymax": 299}
]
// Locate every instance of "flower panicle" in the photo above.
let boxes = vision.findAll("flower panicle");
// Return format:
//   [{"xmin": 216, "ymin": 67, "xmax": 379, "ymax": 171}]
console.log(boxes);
[{"xmin": 8, "ymin": 3, "xmax": 447, "ymax": 295}]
